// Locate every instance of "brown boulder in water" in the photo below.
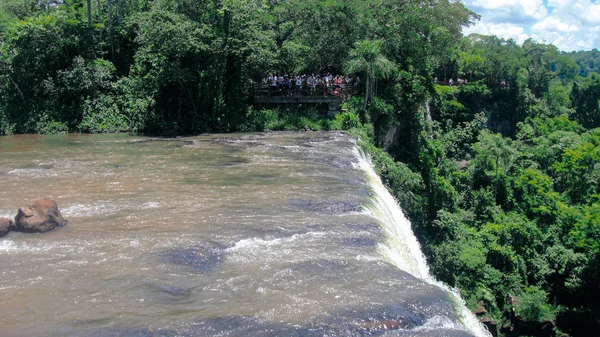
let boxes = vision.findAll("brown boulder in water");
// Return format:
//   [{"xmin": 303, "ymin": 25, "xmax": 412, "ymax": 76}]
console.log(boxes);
[
  {"xmin": 0, "ymin": 218, "xmax": 12, "ymax": 237},
  {"xmin": 13, "ymin": 198, "xmax": 67, "ymax": 233}
]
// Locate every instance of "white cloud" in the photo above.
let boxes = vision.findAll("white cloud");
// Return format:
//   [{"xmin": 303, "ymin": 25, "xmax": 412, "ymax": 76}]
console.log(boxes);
[
  {"xmin": 462, "ymin": 0, "xmax": 600, "ymax": 51},
  {"xmin": 464, "ymin": 22, "xmax": 530, "ymax": 44},
  {"xmin": 532, "ymin": 17, "xmax": 579, "ymax": 33}
]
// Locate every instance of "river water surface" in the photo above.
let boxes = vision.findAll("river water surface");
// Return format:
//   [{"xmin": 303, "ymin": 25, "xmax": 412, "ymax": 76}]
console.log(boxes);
[{"xmin": 0, "ymin": 132, "xmax": 488, "ymax": 337}]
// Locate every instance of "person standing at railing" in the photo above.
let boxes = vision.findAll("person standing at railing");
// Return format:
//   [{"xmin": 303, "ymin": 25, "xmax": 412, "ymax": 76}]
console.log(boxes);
[
  {"xmin": 310, "ymin": 75, "xmax": 317, "ymax": 96},
  {"xmin": 302, "ymin": 76, "xmax": 308, "ymax": 96}
]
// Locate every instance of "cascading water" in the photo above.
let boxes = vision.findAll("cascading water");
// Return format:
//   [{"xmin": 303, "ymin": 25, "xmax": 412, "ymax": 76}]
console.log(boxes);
[{"xmin": 355, "ymin": 146, "xmax": 492, "ymax": 337}]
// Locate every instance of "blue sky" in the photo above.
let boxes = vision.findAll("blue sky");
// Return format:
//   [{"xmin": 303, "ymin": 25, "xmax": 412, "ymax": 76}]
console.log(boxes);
[{"xmin": 462, "ymin": 0, "xmax": 600, "ymax": 51}]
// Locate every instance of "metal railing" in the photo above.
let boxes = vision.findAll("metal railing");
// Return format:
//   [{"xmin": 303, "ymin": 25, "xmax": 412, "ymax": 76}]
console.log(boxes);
[{"xmin": 252, "ymin": 84, "xmax": 359, "ymax": 100}]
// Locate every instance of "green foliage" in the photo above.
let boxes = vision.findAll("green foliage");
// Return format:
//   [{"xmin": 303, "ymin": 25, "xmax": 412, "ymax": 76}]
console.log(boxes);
[
  {"xmin": 569, "ymin": 203, "xmax": 600, "ymax": 254},
  {"xmin": 441, "ymin": 111, "xmax": 487, "ymax": 160},
  {"xmin": 36, "ymin": 118, "xmax": 69, "ymax": 134},
  {"xmin": 331, "ymin": 111, "xmax": 361, "ymax": 131},
  {"xmin": 346, "ymin": 39, "xmax": 396, "ymax": 114},
  {"xmin": 458, "ymin": 35, "xmax": 524, "ymax": 89},
  {"xmin": 358, "ymin": 135, "xmax": 425, "ymax": 222},
  {"xmin": 570, "ymin": 73, "xmax": 600, "ymax": 129},
  {"xmin": 566, "ymin": 49, "xmax": 600, "ymax": 77},
  {"xmin": 79, "ymin": 94, "xmax": 130, "ymax": 133},
  {"xmin": 553, "ymin": 139, "xmax": 600, "ymax": 204},
  {"xmin": 243, "ymin": 107, "xmax": 331, "ymax": 132},
  {"xmin": 515, "ymin": 286, "xmax": 555, "ymax": 322},
  {"xmin": 513, "ymin": 168, "xmax": 560, "ymax": 224},
  {"xmin": 545, "ymin": 80, "xmax": 573, "ymax": 116},
  {"xmin": 415, "ymin": 114, "xmax": 600, "ymax": 335}
]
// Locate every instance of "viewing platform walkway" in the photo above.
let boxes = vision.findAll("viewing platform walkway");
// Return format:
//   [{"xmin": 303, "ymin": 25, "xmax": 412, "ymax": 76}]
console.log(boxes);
[{"xmin": 252, "ymin": 85, "xmax": 358, "ymax": 114}]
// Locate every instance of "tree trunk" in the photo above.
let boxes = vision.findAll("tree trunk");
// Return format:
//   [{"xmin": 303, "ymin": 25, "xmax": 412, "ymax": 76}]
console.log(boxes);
[
  {"xmin": 117, "ymin": 0, "xmax": 123, "ymax": 25},
  {"xmin": 87, "ymin": 0, "xmax": 93, "ymax": 24},
  {"xmin": 107, "ymin": 0, "xmax": 115, "ymax": 60},
  {"xmin": 363, "ymin": 74, "xmax": 370, "ymax": 113},
  {"xmin": 494, "ymin": 156, "xmax": 499, "ymax": 201},
  {"xmin": 8, "ymin": 74, "xmax": 25, "ymax": 103},
  {"xmin": 96, "ymin": 0, "xmax": 101, "ymax": 22}
]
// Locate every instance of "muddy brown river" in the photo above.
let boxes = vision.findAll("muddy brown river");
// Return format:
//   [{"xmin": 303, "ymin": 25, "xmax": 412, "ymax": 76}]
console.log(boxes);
[{"xmin": 0, "ymin": 132, "xmax": 490, "ymax": 337}]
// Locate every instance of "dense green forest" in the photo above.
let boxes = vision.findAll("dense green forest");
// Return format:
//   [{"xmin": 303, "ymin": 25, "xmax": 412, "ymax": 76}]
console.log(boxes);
[{"xmin": 2, "ymin": 1, "xmax": 600, "ymax": 336}]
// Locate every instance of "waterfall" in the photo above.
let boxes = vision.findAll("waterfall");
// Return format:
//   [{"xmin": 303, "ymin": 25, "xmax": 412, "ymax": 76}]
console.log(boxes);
[
  {"xmin": 425, "ymin": 101, "xmax": 433, "ymax": 122},
  {"xmin": 355, "ymin": 146, "xmax": 492, "ymax": 337}
]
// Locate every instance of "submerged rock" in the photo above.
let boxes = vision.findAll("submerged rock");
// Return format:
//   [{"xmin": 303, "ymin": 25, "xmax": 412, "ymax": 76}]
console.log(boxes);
[
  {"xmin": 313, "ymin": 155, "xmax": 355, "ymax": 169},
  {"xmin": 76, "ymin": 327, "xmax": 177, "ymax": 337},
  {"xmin": 183, "ymin": 303, "xmax": 476, "ymax": 337},
  {"xmin": 0, "ymin": 218, "xmax": 13, "ymax": 237},
  {"xmin": 292, "ymin": 199, "xmax": 362, "ymax": 214},
  {"xmin": 162, "ymin": 243, "xmax": 223, "ymax": 272},
  {"xmin": 480, "ymin": 317, "xmax": 499, "ymax": 337},
  {"xmin": 145, "ymin": 283, "xmax": 194, "ymax": 304},
  {"xmin": 342, "ymin": 237, "xmax": 377, "ymax": 247},
  {"xmin": 13, "ymin": 198, "xmax": 67, "ymax": 233}
]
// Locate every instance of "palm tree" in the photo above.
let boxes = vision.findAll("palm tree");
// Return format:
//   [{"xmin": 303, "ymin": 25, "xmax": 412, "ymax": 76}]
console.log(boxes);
[
  {"xmin": 476, "ymin": 131, "xmax": 517, "ymax": 201},
  {"xmin": 345, "ymin": 40, "xmax": 396, "ymax": 112}
]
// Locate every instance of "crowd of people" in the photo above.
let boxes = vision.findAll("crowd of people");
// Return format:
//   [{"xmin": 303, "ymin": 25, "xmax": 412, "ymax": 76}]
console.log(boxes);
[
  {"xmin": 434, "ymin": 77, "xmax": 510, "ymax": 87},
  {"xmin": 434, "ymin": 77, "xmax": 468, "ymax": 85},
  {"xmin": 257, "ymin": 73, "xmax": 361, "ymax": 98}
]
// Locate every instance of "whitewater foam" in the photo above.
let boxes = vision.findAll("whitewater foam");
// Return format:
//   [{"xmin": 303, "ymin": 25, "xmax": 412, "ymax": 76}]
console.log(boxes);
[
  {"xmin": 61, "ymin": 203, "xmax": 127, "ymax": 217},
  {"xmin": 226, "ymin": 232, "xmax": 329, "ymax": 264},
  {"xmin": 354, "ymin": 146, "xmax": 491, "ymax": 337}
]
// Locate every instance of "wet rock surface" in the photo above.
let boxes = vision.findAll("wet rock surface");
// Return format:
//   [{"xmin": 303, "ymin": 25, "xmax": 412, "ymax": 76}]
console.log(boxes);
[
  {"xmin": 13, "ymin": 198, "xmax": 67, "ymax": 233},
  {"xmin": 0, "ymin": 218, "xmax": 13, "ymax": 237}
]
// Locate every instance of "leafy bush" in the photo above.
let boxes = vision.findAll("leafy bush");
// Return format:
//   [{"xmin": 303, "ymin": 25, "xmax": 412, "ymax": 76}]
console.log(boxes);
[
  {"xmin": 79, "ymin": 95, "xmax": 131, "ymax": 133},
  {"xmin": 36, "ymin": 119, "xmax": 69, "ymax": 134},
  {"xmin": 515, "ymin": 287, "xmax": 555, "ymax": 322},
  {"xmin": 331, "ymin": 111, "xmax": 361, "ymax": 130},
  {"xmin": 0, "ymin": 107, "xmax": 15, "ymax": 135}
]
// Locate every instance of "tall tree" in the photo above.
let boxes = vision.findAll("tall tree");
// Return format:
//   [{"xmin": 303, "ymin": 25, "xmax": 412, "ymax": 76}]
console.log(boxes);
[
  {"xmin": 96, "ymin": 0, "xmax": 101, "ymax": 22},
  {"xmin": 117, "ymin": 0, "xmax": 122, "ymax": 24},
  {"xmin": 473, "ymin": 131, "xmax": 517, "ymax": 202},
  {"xmin": 345, "ymin": 39, "xmax": 395, "ymax": 112},
  {"xmin": 107, "ymin": 0, "xmax": 114, "ymax": 59},
  {"xmin": 86, "ymin": 0, "xmax": 92, "ymax": 24}
]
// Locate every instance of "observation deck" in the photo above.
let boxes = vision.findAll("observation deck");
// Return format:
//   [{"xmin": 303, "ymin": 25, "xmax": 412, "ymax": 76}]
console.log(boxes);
[{"xmin": 252, "ymin": 85, "xmax": 358, "ymax": 114}]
